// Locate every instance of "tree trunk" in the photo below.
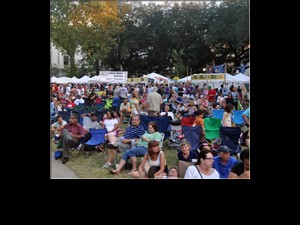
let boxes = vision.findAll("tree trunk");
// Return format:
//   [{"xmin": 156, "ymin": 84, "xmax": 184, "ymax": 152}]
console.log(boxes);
[
  {"xmin": 69, "ymin": 54, "xmax": 76, "ymax": 77},
  {"xmin": 95, "ymin": 59, "xmax": 100, "ymax": 75}
]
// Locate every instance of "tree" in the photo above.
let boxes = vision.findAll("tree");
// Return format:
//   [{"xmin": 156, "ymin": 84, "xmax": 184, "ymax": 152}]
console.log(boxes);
[
  {"xmin": 171, "ymin": 49, "xmax": 185, "ymax": 78},
  {"xmin": 75, "ymin": 0, "xmax": 122, "ymax": 75},
  {"xmin": 205, "ymin": 0, "xmax": 249, "ymax": 68},
  {"xmin": 50, "ymin": 0, "xmax": 81, "ymax": 77}
]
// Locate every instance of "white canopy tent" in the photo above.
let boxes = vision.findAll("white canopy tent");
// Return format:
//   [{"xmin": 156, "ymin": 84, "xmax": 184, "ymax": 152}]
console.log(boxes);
[
  {"xmin": 50, "ymin": 76, "xmax": 58, "ymax": 83},
  {"xmin": 55, "ymin": 77, "xmax": 73, "ymax": 84},
  {"xmin": 232, "ymin": 73, "xmax": 250, "ymax": 82},
  {"xmin": 146, "ymin": 72, "xmax": 172, "ymax": 83},
  {"xmin": 71, "ymin": 76, "xmax": 81, "ymax": 83},
  {"xmin": 78, "ymin": 75, "xmax": 90, "ymax": 83}
]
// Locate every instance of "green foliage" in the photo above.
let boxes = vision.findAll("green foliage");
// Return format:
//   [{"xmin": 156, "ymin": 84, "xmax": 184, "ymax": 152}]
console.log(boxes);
[
  {"xmin": 52, "ymin": 0, "xmax": 249, "ymax": 76},
  {"xmin": 171, "ymin": 49, "xmax": 185, "ymax": 78},
  {"xmin": 51, "ymin": 0, "xmax": 122, "ymax": 76}
]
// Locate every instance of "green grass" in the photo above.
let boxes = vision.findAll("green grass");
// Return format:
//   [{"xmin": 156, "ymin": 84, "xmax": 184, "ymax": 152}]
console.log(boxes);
[{"xmin": 51, "ymin": 125, "xmax": 179, "ymax": 179}]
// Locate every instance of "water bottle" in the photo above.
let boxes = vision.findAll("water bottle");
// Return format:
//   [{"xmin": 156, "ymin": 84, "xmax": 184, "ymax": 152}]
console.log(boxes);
[{"xmin": 131, "ymin": 139, "xmax": 136, "ymax": 148}]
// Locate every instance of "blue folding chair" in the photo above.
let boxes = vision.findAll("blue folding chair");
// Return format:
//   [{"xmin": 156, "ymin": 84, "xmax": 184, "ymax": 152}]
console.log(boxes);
[
  {"xmin": 140, "ymin": 115, "xmax": 172, "ymax": 139},
  {"xmin": 80, "ymin": 128, "xmax": 107, "ymax": 158},
  {"xmin": 220, "ymin": 126, "xmax": 242, "ymax": 155},
  {"xmin": 233, "ymin": 110, "xmax": 245, "ymax": 126},
  {"xmin": 212, "ymin": 109, "xmax": 224, "ymax": 120},
  {"xmin": 182, "ymin": 126, "xmax": 202, "ymax": 152},
  {"xmin": 58, "ymin": 111, "xmax": 71, "ymax": 123}
]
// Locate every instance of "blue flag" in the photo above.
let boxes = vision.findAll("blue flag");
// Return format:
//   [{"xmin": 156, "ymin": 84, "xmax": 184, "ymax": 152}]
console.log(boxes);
[
  {"xmin": 213, "ymin": 63, "xmax": 225, "ymax": 73},
  {"xmin": 237, "ymin": 64, "xmax": 249, "ymax": 74}
]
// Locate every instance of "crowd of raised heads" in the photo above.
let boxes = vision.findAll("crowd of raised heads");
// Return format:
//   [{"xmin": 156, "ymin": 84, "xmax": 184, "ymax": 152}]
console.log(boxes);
[
  {"xmin": 50, "ymin": 81, "xmax": 249, "ymax": 118},
  {"xmin": 50, "ymin": 81, "xmax": 250, "ymax": 179}
]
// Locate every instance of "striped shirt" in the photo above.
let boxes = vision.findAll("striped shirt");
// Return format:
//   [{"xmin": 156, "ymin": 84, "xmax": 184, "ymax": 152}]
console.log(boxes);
[{"xmin": 123, "ymin": 125, "xmax": 145, "ymax": 139}]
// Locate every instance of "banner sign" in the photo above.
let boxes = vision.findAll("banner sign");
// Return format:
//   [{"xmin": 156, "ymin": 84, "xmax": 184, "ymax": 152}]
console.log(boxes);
[
  {"xmin": 100, "ymin": 71, "xmax": 128, "ymax": 83},
  {"xmin": 191, "ymin": 73, "xmax": 225, "ymax": 81},
  {"xmin": 127, "ymin": 77, "xmax": 148, "ymax": 83}
]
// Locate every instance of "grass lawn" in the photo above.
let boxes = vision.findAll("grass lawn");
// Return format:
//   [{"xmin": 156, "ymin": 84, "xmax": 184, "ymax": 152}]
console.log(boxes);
[{"xmin": 50, "ymin": 123, "xmax": 179, "ymax": 179}]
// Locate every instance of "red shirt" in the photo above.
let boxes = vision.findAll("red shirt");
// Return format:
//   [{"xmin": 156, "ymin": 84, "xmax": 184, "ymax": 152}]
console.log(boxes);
[
  {"xmin": 208, "ymin": 89, "xmax": 216, "ymax": 102},
  {"xmin": 63, "ymin": 123, "xmax": 86, "ymax": 141},
  {"xmin": 65, "ymin": 102, "xmax": 76, "ymax": 108}
]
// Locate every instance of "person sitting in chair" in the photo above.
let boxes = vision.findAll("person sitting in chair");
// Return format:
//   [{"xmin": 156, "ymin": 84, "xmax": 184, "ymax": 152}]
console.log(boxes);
[
  {"xmin": 119, "ymin": 98, "xmax": 131, "ymax": 122},
  {"xmin": 61, "ymin": 113, "xmax": 86, "ymax": 164},
  {"xmin": 50, "ymin": 115, "xmax": 67, "ymax": 143},
  {"xmin": 109, "ymin": 121, "xmax": 161, "ymax": 175},
  {"xmin": 81, "ymin": 112, "xmax": 101, "ymax": 132},
  {"xmin": 101, "ymin": 115, "xmax": 145, "ymax": 169},
  {"xmin": 160, "ymin": 104, "xmax": 174, "ymax": 119}
]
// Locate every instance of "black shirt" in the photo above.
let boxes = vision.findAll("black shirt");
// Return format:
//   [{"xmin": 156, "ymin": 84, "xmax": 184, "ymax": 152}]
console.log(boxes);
[{"xmin": 230, "ymin": 162, "xmax": 244, "ymax": 176}]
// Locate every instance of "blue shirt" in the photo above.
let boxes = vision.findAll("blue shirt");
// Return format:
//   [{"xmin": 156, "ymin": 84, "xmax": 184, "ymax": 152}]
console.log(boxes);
[
  {"xmin": 178, "ymin": 151, "xmax": 198, "ymax": 162},
  {"xmin": 212, "ymin": 156, "xmax": 238, "ymax": 178},
  {"xmin": 123, "ymin": 125, "xmax": 145, "ymax": 139},
  {"xmin": 243, "ymin": 108, "xmax": 250, "ymax": 119}
]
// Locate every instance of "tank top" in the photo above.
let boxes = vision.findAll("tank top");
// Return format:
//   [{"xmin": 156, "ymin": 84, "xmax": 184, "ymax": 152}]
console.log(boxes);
[
  {"xmin": 148, "ymin": 151, "xmax": 162, "ymax": 167},
  {"xmin": 223, "ymin": 112, "xmax": 233, "ymax": 127}
]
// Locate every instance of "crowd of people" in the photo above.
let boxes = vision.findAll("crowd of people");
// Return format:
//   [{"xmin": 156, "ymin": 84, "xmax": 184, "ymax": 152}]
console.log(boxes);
[{"xmin": 50, "ymin": 80, "xmax": 250, "ymax": 178}]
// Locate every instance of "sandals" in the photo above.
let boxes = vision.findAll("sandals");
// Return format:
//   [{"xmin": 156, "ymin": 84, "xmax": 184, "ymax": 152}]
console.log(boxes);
[
  {"xmin": 109, "ymin": 169, "xmax": 119, "ymax": 175},
  {"xmin": 127, "ymin": 170, "xmax": 137, "ymax": 176}
]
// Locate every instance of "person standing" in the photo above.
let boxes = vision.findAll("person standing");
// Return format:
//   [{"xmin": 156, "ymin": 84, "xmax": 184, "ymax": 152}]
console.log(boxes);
[{"xmin": 147, "ymin": 86, "xmax": 162, "ymax": 116}]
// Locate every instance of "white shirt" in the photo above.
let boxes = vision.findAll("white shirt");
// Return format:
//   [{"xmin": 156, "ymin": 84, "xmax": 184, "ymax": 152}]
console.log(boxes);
[
  {"xmin": 184, "ymin": 166, "xmax": 220, "ymax": 179},
  {"xmin": 74, "ymin": 98, "xmax": 85, "ymax": 105},
  {"xmin": 103, "ymin": 118, "xmax": 119, "ymax": 132}
]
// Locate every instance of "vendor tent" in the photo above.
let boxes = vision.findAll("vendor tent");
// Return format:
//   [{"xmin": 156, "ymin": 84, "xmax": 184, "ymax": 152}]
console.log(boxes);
[
  {"xmin": 232, "ymin": 73, "xmax": 250, "ymax": 82},
  {"xmin": 146, "ymin": 72, "xmax": 172, "ymax": 83}
]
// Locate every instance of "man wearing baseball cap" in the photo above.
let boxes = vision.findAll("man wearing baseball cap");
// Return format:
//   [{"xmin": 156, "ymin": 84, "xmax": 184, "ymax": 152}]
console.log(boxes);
[
  {"xmin": 81, "ymin": 112, "xmax": 101, "ymax": 132},
  {"xmin": 212, "ymin": 145, "xmax": 238, "ymax": 178}
]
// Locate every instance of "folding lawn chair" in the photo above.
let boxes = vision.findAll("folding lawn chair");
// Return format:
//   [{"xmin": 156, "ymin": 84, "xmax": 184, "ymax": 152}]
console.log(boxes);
[
  {"xmin": 204, "ymin": 117, "xmax": 222, "ymax": 141},
  {"xmin": 219, "ymin": 126, "xmax": 242, "ymax": 155},
  {"xmin": 182, "ymin": 125, "xmax": 202, "ymax": 153},
  {"xmin": 79, "ymin": 128, "xmax": 107, "ymax": 158},
  {"xmin": 140, "ymin": 115, "xmax": 172, "ymax": 139},
  {"xmin": 233, "ymin": 110, "xmax": 245, "ymax": 126},
  {"xmin": 212, "ymin": 109, "xmax": 224, "ymax": 120}
]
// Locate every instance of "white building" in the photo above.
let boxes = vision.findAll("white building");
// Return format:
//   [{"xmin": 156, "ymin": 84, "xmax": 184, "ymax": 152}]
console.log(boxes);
[
  {"xmin": 50, "ymin": 42, "xmax": 85, "ymax": 77},
  {"xmin": 50, "ymin": 42, "xmax": 65, "ymax": 69}
]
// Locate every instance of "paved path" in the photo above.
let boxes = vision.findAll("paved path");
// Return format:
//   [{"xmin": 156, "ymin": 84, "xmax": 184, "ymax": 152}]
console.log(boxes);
[{"xmin": 50, "ymin": 152, "xmax": 79, "ymax": 179}]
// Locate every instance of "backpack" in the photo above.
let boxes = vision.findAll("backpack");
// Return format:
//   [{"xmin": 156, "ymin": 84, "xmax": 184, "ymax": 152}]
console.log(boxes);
[{"xmin": 54, "ymin": 150, "xmax": 63, "ymax": 160}]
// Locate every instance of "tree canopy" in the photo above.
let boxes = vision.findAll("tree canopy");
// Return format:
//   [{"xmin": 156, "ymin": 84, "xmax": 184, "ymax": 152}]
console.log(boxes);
[{"xmin": 51, "ymin": 0, "xmax": 249, "ymax": 77}]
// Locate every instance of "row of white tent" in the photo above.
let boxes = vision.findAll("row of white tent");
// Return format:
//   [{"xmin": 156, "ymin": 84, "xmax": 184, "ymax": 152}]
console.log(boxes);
[
  {"xmin": 51, "ymin": 72, "xmax": 249, "ymax": 86},
  {"xmin": 178, "ymin": 73, "xmax": 249, "ymax": 83},
  {"xmin": 50, "ymin": 72, "xmax": 173, "ymax": 84}
]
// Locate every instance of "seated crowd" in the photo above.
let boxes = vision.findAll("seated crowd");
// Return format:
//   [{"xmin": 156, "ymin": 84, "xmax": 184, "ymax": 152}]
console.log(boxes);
[{"xmin": 50, "ymin": 81, "xmax": 250, "ymax": 178}]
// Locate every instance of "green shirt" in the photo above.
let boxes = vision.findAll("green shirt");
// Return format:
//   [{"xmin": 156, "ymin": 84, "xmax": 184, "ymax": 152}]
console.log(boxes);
[{"xmin": 137, "ymin": 131, "xmax": 162, "ymax": 147}]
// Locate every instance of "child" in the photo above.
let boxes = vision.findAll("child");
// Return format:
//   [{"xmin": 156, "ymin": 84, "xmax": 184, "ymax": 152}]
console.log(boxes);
[
  {"xmin": 193, "ymin": 109, "xmax": 206, "ymax": 143},
  {"xmin": 222, "ymin": 103, "xmax": 235, "ymax": 127}
]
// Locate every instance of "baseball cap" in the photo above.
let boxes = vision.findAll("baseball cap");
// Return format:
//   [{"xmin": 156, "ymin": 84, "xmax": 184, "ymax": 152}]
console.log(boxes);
[{"xmin": 217, "ymin": 145, "xmax": 232, "ymax": 154}]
